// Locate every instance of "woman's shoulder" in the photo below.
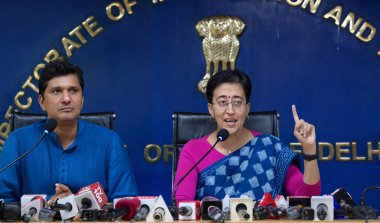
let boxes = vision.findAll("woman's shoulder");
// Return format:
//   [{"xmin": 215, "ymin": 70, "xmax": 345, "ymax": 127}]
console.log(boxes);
[
  {"xmin": 181, "ymin": 134, "xmax": 212, "ymax": 153},
  {"xmin": 184, "ymin": 134, "xmax": 210, "ymax": 147}
]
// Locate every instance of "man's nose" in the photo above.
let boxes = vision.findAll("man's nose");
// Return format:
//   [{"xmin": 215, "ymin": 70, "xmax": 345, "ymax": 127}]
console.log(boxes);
[{"xmin": 61, "ymin": 91, "xmax": 71, "ymax": 103}]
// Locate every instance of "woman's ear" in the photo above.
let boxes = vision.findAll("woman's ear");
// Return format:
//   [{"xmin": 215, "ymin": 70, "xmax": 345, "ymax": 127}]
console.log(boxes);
[
  {"xmin": 246, "ymin": 102, "xmax": 251, "ymax": 116},
  {"xmin": 208, "ymin": 103, "xmax": 214, "ymax": 118}
]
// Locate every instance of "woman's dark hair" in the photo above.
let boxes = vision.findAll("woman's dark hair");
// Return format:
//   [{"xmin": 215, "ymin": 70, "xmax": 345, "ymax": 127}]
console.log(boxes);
[
  {"xmin": 39, "ymin": 57, "xmax": 84, "ymax": 96},
  {"xmin": 206, "ymin": 70, "xmax": 252, "ymax": 103}
]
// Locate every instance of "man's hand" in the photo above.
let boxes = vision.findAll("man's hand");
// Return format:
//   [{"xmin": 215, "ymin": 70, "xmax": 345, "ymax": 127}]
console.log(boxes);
[{"xmin": 47, "ymin": 183, "xmax": 73, "ymax": 206}]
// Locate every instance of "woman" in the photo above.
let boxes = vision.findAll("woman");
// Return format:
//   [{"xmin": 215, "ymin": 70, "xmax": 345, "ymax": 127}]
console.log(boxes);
[{"xmin": 174, "ymin": 70, "xmax": 320, "ymax": 202}]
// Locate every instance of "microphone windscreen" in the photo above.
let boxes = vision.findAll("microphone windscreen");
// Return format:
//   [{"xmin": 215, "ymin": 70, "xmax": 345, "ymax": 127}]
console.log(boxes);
[
  {"xmin": 217, "ymin": 129, "xmax": 229, "ymax": 141},
  {"xmin": 44, "ymin": 118, "xmax": 57, "ymax": 132},
  {"xmin": 2, "ymin": 202, "xmax": 21, "ymax": 221},
  {"xmin": 115, "ymin": 198, "xmax": 141, "ymax": 221}
]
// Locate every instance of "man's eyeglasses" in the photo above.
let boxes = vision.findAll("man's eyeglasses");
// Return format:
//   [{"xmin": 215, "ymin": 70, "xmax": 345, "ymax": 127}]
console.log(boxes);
[{"xmin": 212, "ymin": 98, "xmax": 246, "ymax": 110}]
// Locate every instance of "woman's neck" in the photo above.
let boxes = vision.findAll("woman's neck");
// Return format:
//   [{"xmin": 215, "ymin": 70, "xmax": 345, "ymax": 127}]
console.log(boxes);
[{"xmin": 210, "ymin": 128, "xmax": 254, "ymax": 155}]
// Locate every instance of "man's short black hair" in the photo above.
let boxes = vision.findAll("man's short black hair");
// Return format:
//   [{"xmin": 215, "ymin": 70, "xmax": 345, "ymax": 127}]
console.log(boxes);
[{"xmin": 39, "ymin": 57, "xmax": 84, "ymax": 96}]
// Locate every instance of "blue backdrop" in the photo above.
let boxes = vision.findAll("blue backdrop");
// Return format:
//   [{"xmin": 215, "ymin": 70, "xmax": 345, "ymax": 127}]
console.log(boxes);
[{"xmin": 1, "ymin": 0, "xmax": 379, "ymax": 210}]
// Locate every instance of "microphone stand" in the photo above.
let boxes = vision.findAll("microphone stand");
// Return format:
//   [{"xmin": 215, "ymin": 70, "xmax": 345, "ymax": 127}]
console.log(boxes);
[
  {"xmin": 171, "ymin": 138, "xmax": 221, "ymax": 206},
  {"xmin": 0, "ymin": 118, "xmax": 56, "ymax": 174},
  {"xmin": 352, "ymin": 186, "xmax": 380, "ymax": 222},
  {"xmin": 0, "ymin": 131, "xmax": 48, "ymax": 174}
]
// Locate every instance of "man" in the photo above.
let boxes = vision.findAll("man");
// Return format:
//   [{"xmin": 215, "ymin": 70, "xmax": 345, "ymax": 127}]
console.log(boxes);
[{"xmin": 0, "ymin": 58, "xmax": 137, "ymax": 203}]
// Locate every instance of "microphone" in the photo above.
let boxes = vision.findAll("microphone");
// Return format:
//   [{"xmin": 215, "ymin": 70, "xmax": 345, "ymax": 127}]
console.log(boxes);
[
  {"xmin": 152, "ymin": 207, "xmax": 165, "ymax": 221},
  {"xmin": 285, "ymin": 205, "xmax": 301, "ymax": 220},
  {"xmin": 74, "ymin": 182, "xmax": 108, "ymax": 210},
  {"xmin": 200, "ymin": 196, "xmax": 224, "ymax": 222},
  {"xmin": 134, "ymin": 204, "xmax": 150, "ymax": 221},
  {"xmin": 132, "ymin": 196, "xmax": 156, "ymax": 221},
  {"xmin": 311, "ymin": 196, "xmax": 334, "ymax": 221},
  {"xmin": 331, "ymin": 187, "xmax": 355, "ymax": 214},
  {"xmin": 145, "ymin": 195, "xmax": 173, "ymax": 222},
  {"xmin": 51, "ymin": 194, "xmax": 79, "ymax": 220},
  {"xmin": 172, "ymin": 129, "xmax": 229, "ymax": 205},
  {"xmin": 351, "ymin": 186, "xmax": 379, "ymax": 219},
  {"xmin": 178, "ymin": 201, "xmax": 201, "ymax": 221},
  {"xmin": 216, "ymin": 129, "xmax": 229, "ymax": 142},
  {"xmin": 230, "ymin": 198, "xmax": 252, "ymax": 221},
  {"xmin": 20, "ymin": 196, "xmax": 46, "ymax": 223},
  {"xmin": 236, "ymin": 203, "xmax": 250, "ymax": 220},
  {"xmin": 222, "ymin": 206, "xmax": 230, "ymax": 221},
  {"xmin": 178, "ymin": 206, "xmax": 192, "ymax": 216},
  {"xmin": 316, "ymin": 203, "xmax": 328, "ymax": 220},
  {"xmin": 0, "ymin": 118, "xmax": 57, "ymax": 174},
  {"xmin": 38, "ymin": 208, "xmax": 56, "ymax": 221},
  {"xmin": 44, "ymin": 118, "xmax": 58, "ymax": 132},
  {"xmin": 207, "ymin": 206, "xmax": 224, "ymax": 223},
  {"xmin": 266, "ymin": 205, "xmax": 284, "ymax": 218},
  {"xmin": 0, "ymin": 201, "xmax": 20, "ymax": 221},
  {"xmin": 113, "ymin": 197, "xmax": 141, "ymax": 221}
]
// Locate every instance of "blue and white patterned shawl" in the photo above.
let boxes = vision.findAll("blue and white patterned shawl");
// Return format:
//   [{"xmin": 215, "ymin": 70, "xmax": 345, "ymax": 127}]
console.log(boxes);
[{"xmin": 196, "ymin": 134, "xmax": 299, "ymax": 201}]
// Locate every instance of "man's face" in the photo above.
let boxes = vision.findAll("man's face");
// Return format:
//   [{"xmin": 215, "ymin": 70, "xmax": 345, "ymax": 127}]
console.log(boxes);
[{"xmin": 38, "ymin": 74, "xmax": 83, "ymax": 124}]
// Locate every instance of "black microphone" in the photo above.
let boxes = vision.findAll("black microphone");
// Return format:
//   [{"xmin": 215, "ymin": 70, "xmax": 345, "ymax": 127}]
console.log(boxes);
[
  {"xmin": 133, "ymin": 204, "xmax": 150, "ymax": 221},
  {"xmin": 216, "ymin": 129, "xmax": 229, "ymax": 142},
  {"xmin": 0, "ymin": 201, "xmax": 20, "ymax": 221},
  {"xmin": 351, "ymin": 186, "xmax": 379, "ymax": 220},
  {"xmin": 80, "ymin": 198, "xmax": 92, "ymax": 209},
  {"xmin": 0, "ymin": 118, "xmax": 57, "ymax": 174},
  {"xmin": 316, "ymin": 203, "xmax": 328, "ymax": 220},
  {"xmin": 200, "ymin": 196, "xmax": 224, "ymax": 222},
  {"xmin": 178, "ymin": 206, "xmax": 192, "ymax": 216},
  {"xmin": 207, "ymin": 205, "xmax": 224, "ymax": 222},
  {"xmin": 171, "ymin": 129, "xmax": 229, "ymax": 206},
  {"xmin": 236, "ymin": 203, "xmax": 250, "ymax": 220},
  {"xmin": 51, "ymin": 200, "xmax": 72, "ymax": 212},
  {"xmin": 331, "ymin": 187, "xmax": 355, "ymax": 212}
]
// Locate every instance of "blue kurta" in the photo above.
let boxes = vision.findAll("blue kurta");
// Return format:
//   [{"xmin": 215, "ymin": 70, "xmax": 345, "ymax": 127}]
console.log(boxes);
[{"xmin": 0, "ymin": 119, "xmax": 137, "ymax": 201}]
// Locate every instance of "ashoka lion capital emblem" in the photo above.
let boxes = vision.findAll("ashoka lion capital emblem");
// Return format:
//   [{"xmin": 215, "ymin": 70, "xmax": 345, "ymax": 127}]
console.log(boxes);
[{"xmin": 196, "ymin": 15, "xmax": 245, "ymax": 94}]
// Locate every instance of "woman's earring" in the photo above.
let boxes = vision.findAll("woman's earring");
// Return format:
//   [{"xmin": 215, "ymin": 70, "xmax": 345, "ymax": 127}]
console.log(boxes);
[{"xmin": 210, "ymin": 116, "xmax": 215, "ymax": 122}]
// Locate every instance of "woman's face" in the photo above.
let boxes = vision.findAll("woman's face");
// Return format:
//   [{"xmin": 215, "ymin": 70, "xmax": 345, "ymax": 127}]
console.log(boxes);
[{"xmin": 208, "ymin": 83, "xmax": 250, "ymax": 136}]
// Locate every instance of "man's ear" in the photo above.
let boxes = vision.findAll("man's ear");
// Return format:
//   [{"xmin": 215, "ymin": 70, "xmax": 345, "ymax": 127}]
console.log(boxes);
[{"xmin": 38, "ymin": 95, "xmax": 46, "ymax": 112}]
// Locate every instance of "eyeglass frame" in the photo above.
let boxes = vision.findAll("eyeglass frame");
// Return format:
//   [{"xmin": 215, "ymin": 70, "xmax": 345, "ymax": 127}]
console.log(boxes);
[{"xmin": 210, "ymin": 96, "xmax": 248, "ymax": 110}]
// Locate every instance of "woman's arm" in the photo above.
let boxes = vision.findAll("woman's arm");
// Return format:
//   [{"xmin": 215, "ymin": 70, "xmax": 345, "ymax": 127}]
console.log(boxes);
[{"xmin": 284, "ymin": 163, "xmax": 321, "ymax": 196}]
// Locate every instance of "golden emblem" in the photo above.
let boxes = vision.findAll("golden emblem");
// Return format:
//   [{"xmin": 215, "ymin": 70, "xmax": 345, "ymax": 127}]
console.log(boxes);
[{"xmin": 195, "ymin": 15, "xmax": 245, "ymax": 94}]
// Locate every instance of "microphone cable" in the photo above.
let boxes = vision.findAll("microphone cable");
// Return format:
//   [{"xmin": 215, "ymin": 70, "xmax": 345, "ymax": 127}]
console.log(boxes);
[
  {"xmin": 171, "ymin": 129, "xmax": 229, "ymax": 206},
  {"xmin": 360, "ymin": 185, "xmax": 380, "ymax": 207},
  {"xmin": 351, "ymin": 185, "xmax": 380, "ymax": 223},
  {"xmin": 0, "ymin": 118, "xmax": 57, "ymax": 174}
]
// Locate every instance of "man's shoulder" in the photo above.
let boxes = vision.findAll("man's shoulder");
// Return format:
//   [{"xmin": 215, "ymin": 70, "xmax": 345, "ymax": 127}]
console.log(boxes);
[{"xmin": 10, "ymin": 121, "xmax": 45, "ymax": 136}]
